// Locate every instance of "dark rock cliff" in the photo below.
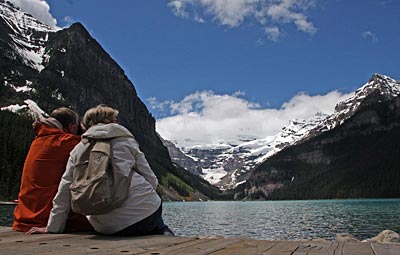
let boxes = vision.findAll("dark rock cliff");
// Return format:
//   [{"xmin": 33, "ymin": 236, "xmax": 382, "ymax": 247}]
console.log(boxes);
[{"xmin": 35, "ymin": 23, "xmax": 167, "ymax": 164}]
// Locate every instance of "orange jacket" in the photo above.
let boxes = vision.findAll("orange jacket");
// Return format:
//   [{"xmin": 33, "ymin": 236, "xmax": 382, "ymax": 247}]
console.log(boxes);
[{"xmin": 12, "ymin": 123, "xmax": 92, "ymax": 232}]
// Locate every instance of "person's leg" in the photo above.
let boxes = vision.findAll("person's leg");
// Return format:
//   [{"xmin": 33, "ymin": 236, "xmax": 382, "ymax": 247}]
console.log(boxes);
[
  {"xmin": 115, "ymin": 204, "xmax": 174, "ymax": 236},
  {"xmin": 65, "ymin": 212, "xmax": 94, "ymax": 232},
  {"xmin": 150, "ymin": 216, "xmax": 174, "ymax": 236}
]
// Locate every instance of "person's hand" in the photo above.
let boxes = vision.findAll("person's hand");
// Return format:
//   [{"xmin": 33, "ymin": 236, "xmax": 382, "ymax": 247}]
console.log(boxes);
[{"xmin": 26, "ymin": 227, "xmax": 48, "ymax": 235}]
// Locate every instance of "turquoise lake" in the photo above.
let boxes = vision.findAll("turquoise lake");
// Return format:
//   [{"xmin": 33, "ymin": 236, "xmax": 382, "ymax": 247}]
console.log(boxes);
[{"xmin": 1, "ymin": 199, "xmax": 399, "ymax": 240}]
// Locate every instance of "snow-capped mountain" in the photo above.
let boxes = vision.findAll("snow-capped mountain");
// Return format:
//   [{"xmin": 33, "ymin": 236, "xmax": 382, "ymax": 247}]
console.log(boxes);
[
  {"xmin": 240, "ymin": 73, "xmax": 400, "ymax": 200},
  {"xmin": 310, "ymin": 74, "xmax": 400, "ymax": 134},
  {"xmin": 167, "ymin": 73, "xmax": 400, "ymax": 190},
  {"xmin": 165, "ymin": 113, "xmax": 327, "ymax": 189}
]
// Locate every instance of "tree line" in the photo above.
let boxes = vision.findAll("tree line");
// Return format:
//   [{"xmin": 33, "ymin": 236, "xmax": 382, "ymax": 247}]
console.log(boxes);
[{"xmin": 0, "ymin": 111, "xmax": 35, "ymax": 200}]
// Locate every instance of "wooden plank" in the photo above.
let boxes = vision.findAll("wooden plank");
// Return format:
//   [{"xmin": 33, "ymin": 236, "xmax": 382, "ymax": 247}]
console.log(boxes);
[
  {"xmin": 292, "ymin": 240, "xmax": 333, "ymax": 255},
  {"xmin": 328, "ymin": 241, "xmax": 344, "ymax": 255},
  {"xmin": 0, "ymin": 231, "xmax": 90, "ymax": 246},
  {"xmin": 136, "ymin": 237, "xmax": 244, "ymax": 255},
  {"xmin": 0, "ymin": 234, "xmax": 101, "ymax": 254},
  {"xmin": 343, "ymin": 242, "xmax": 374, "ymax": 255},
  {"xmin": 0, "ymin": 228, "xmax": 18, "ymax": 238},
  {"xmin": 0, "ymin": 226, "xmax": 12, "ymax": 232},
  {"xmin": 261, "ymin": 240, "xmax": 302, "ymax": 255},
  {"xmin": 88, "ymin": 237, "xmax": 214, "ymax": 255},
  {"xmin": 2, "ymin": 228, "xmax": 400, "ymax": 255},
  {"xmin": 208, "ymin": 239, "xmax": 278, "ymax": 255},
  {"xmin": 0, "ymin": 233, "xmax": 182, "ymax": 255},
  {"xmin": 39, "ymin": 236, "xmax": 197, "ymax": 255},
  {"xmin": 370, "ymin": 242, "xmax": 400, "ymax": 255}
]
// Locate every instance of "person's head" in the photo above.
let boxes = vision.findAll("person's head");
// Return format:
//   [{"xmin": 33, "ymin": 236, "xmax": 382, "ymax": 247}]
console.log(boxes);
[
  {"xmin": 50, "ymin": 107, "xmax": 79, "ymax": 135},
  {"xmin": 82, "ymin": 105, "xmax": 119, "ymax": 130}
]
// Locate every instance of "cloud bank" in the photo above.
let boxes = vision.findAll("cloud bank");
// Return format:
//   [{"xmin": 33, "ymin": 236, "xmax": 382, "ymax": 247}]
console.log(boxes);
[
  {"xmin": 167, "ymin": 0, "xmax": 318, "ymax": 41},
  {"xmin": 153, "ymin": 90, "xmax": 353, "ymax": 148},
  {"xmin": 8, "ymin": 0, "xmax": 59, "ymax": 29}
]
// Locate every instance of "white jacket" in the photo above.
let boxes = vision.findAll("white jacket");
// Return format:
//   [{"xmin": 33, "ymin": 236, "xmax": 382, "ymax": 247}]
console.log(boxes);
[{"xmin": 47, "ymin": 123, "xmax": 161, "ymax": 234}]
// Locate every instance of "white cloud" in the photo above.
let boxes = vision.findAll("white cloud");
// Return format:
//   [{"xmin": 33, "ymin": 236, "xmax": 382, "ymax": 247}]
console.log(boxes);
[
  {"xmin": 8, "ymin": 0, "xmax": 59, "ymax": 29},
  {"xmin": 265, "ymin": 26, "xmax": 281, "ymax": 41},
  {"xmin": 167, "ymin": 0, "xmax": 318, "ymax": 41},
  {"xmin": 168, "ymin": 0, "xmax": 190, "ymax": 18},
  {"xmin": 63, "ymin": 16, "xmax": 76, "ymax": 27},
  {"xmin": 267, "ymin": 0, "xmax": 317, "ymax": 34},
  {"xmin": 202, "ymin": 0, "xmax": 261, "ymax": 27},
  {"xmin": 154, "ymin": 90, "xmax": 353, "ymax": 148},
  {"xmin": 362, "ymin": 31, "xmax": 378, "ymax": 43}
]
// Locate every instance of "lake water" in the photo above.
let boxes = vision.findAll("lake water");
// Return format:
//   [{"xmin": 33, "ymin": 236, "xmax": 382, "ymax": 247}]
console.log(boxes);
[{"xmin": 1, "ymin": 199, "xmax": 399, "ymax": 240}]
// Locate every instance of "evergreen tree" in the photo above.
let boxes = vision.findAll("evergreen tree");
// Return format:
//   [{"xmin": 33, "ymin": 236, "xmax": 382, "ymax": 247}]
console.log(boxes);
[{"xmin": 0, "ymin": 111, "xmax": 35, "ymax": 200}]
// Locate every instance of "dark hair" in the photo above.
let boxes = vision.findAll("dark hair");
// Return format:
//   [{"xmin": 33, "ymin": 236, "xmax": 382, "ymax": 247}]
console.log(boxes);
[{"xmin": 50, "ymin": 107, "xmax": 78, "ymax": 128}]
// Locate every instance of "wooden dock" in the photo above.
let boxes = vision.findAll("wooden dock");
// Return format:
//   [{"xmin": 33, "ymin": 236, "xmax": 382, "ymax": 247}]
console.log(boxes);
[{"xmin": 1, "ymin": 227, "xmax": 399, "ymax": 255}]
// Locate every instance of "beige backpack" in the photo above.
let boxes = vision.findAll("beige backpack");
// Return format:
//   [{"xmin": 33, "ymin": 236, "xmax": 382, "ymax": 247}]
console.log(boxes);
[{"xmin": 69, "ymin": 138, "xmax": 134, "ymax": 215}]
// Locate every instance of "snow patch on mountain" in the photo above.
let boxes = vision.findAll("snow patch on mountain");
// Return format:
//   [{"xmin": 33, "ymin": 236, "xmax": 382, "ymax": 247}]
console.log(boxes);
[
  {"xmin": 0, "ymin": 0, "xmax": 54, "ymax": 71},
  {"xmin": 1, "ymin": 103, "xmax": 27, "ymax": 112},
  {"xmin": 4, "ymin": 79, "xmax": 37, "ymax": 93},
  {"xmin": 1, "ymin": 98, "xmax": 47, "ymax": 119}
]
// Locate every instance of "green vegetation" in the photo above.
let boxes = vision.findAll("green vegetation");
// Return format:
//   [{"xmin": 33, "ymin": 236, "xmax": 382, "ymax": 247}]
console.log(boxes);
[
  {"xmin": 0, "ymin": 111, "xmax": 35, "ymax": 200},
  {"xmin": 148, "ymin": 157, "xmax": 222, "ymax": 199},
  {"xmin": 164, "ymin": 173, "xmax": 193, "ymax": 197}
]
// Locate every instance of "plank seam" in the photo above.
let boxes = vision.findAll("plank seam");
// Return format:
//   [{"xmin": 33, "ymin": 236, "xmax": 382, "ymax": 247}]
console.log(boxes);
[
  {"xmin": 369, "ymin": 242, "xmax": 378, "ymax": 255},
  {"xmin": 289, "ymin": 241, "xmax": 303, "ymax": 255}
]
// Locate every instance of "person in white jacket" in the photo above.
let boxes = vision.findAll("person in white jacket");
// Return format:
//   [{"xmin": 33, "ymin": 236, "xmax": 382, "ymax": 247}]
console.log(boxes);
[{"xmin": 27, "ymin": 105, "xmax": 174, "ymax": 236}]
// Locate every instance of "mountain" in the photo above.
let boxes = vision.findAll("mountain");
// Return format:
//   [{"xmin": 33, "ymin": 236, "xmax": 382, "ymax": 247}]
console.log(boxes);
[
  {"xmin": 166, "ymin": 112, "xmax": 328, "ymax": 190},
  {"xmin": 0, "ymin": 0, "xmax": 221, "ymax": 201},
  {"xmin": 165, "ymin": 74, "xmax": 400, "ymax": 200},
  {"xmin": 234, "ymin": 74, "xmax": 400, "ymax": 200}
]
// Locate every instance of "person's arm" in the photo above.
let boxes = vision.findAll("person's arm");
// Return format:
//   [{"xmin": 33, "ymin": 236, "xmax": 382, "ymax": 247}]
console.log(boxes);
[
  {"xmin": 131, "ymin": 142, "xmax": 158, "ymax": 189},
  {"xmin": 26, "ymin": 226, "xmax": 47, "ymax": 234},
  {"xmin": 46, "ymin": 157, "xmax": 74, "ymax": 233},
  {"xmin": 113, "ymin": 137, "xmax": 158, "ymax": 189},
  {"xmin": 26, "ymin": 157, "xmax": 74, "ymax": 234}
]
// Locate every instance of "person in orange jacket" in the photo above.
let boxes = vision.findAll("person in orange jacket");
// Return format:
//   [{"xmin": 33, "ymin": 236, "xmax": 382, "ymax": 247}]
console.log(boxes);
[{"xmin": 12, "ymin": 107, "xmax": 93, "ymax": 232}]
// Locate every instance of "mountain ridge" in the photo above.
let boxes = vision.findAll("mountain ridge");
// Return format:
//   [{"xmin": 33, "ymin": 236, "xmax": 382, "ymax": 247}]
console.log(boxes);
[
  {"xmin": 165, "ymin": 73, "xmax": 400, "ymax": 194},
  {"xmin": 235, "ymin": 74, "xmax": 400, "ymax": 199}
]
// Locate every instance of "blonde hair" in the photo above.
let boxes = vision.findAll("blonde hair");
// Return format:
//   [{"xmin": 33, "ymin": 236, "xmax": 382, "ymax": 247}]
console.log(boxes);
[{"xmin": 82, "ymin": 105, "xmax": 119, "ymax": 129}]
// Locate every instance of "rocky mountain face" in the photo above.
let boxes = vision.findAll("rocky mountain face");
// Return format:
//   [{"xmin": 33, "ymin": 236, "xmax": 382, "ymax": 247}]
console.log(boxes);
[
  {"xmin": 0, "ymin": 0, "xmax": 220, "ymax": 201},
  {"xmin": 162, "ymin": 137, "xmax": 204, "ymax": 176},
  {"xmin": 235, "ymin": 74, "xmax": 400, "ymax": 199}
]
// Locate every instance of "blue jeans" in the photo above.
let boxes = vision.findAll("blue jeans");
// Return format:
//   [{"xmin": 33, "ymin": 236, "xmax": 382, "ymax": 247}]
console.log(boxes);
[{"xmin": 114, "ymin": 204, "xmax": 173, "ymax": 236}]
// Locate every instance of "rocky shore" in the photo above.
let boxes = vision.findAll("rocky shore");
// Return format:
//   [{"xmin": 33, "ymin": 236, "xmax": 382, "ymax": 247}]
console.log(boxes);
[{"xmin": 335, "ymin": 230, "xmax": 400, "ymax": 243}]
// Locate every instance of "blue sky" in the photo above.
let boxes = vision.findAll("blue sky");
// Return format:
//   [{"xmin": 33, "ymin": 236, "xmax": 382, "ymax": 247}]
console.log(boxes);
[{"xmin": 10, "ymin": 0, "xmax": 400, "ymax": 147}]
